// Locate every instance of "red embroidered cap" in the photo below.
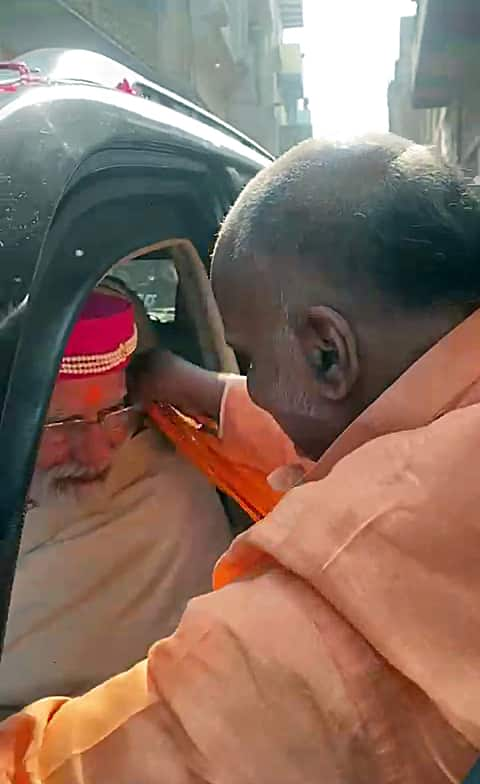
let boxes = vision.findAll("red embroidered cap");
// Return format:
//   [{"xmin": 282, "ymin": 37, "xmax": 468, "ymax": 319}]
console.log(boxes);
[{"xmin": 58, "ymin": 292, "xmax": 137, "ymax": 380}]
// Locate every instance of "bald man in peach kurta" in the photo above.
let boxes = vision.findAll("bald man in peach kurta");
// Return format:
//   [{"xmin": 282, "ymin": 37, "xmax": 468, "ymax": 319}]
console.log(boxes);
[{"xmin": 2, "ymin": 310, "xmax": 480, "ymax": 781}]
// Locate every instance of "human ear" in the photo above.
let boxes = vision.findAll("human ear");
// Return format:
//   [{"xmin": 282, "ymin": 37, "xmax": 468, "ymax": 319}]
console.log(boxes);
[{"xmin": 299, "ymin": 306, "xmax": 359, "ymax": 400}]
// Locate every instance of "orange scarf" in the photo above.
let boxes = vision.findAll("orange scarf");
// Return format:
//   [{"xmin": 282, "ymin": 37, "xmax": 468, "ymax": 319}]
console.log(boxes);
[{"xmin": 148, "ymin": 403, "xmax": 282, "ymax": 522}]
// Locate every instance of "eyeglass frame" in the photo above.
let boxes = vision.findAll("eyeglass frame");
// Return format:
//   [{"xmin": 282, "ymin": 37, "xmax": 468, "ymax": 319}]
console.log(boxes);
[{"xmin": 42, "ymin": 403, "xmax": 143, "ymax": 438}]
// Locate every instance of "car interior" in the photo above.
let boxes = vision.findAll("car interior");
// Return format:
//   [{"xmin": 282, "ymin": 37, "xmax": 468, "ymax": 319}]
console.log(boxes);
[{"xmin": 46, "ymin": 173, "xmax": 252, "ymax": 535}]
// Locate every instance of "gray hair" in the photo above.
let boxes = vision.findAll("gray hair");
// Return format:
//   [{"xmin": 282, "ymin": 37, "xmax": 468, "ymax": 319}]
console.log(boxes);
[{"xmin": 215, "ymin": 134, "xmax": 480, "ymax": 313}]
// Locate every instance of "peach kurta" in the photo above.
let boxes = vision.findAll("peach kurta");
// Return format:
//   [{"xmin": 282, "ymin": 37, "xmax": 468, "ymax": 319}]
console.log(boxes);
[{"xmin": 3, "ymin": 312, "xmax": 480, "ymax": 782}]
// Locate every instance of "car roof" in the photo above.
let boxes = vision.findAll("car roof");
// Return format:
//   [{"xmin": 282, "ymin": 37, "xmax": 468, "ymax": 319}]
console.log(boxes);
[{"xmin": 4, "ymin": 48, "xmax": 273, "ymax": 167}]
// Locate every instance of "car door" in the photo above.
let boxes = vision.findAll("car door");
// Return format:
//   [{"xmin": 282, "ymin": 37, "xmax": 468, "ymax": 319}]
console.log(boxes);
[{"xmin": 0, "ymin": 151, "xmax": 251, "ymax": 650}]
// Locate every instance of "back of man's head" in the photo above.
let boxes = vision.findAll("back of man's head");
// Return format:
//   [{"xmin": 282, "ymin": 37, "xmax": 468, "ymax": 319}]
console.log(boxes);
[{"xmin": 217, "ymin": 133, "xmax": 480, "ymax": 315}]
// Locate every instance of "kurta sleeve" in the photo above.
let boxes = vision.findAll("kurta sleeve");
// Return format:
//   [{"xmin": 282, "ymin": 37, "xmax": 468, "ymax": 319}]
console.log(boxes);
[
  {"xmin": 218, "ymin": 376, "xmax": 300, "ymax": 474},
  {"xmin": 0, "ymin": 570, "xmax": 474, "ymax": 782}
]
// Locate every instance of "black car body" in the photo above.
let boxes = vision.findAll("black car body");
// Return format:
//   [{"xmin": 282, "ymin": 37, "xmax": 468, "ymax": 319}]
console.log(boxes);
[{"xmin": 0, "ymin": 48, "xmax": 272, "ymax": 654}]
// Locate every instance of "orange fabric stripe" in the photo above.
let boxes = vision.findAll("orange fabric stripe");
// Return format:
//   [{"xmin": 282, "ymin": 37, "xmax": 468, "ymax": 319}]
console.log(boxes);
[{"xmin": 148, "ymin": 403, "xmax": 282, "ymax": 524}]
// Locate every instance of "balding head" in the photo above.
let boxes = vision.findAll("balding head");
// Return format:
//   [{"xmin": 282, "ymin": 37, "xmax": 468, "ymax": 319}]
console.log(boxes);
[
  {"xmin": 212, "ymin": 134, "xmax": 480, "ymax": 459},
  {"xmin": 216, "ymin": 134, "xmax": 480, "ymax": 313}
]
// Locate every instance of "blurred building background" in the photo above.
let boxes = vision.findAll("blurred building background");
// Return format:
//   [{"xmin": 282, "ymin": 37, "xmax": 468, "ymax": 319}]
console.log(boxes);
[
  {"xmin": 0, "ymin": 0, "xmax": 312, "ymax": 154},
  {"xmin": 389, "ymin": 0, "xmax": 480, "ymax": 181}
]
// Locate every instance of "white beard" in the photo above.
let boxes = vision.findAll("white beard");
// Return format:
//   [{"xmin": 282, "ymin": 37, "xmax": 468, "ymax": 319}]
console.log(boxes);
[{"xmin": 29, "ymin": 463, "xmax": 112, "ymax": 517}]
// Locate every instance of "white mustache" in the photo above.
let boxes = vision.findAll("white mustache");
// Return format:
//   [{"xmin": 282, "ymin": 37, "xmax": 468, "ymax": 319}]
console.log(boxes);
[
  {"xmin": 29, "ymin": 463, "xmax": 111, "ymax": 511},
  {"xmin": 48, "ymin": 462, "xmax": 110, "ymax": 484}
]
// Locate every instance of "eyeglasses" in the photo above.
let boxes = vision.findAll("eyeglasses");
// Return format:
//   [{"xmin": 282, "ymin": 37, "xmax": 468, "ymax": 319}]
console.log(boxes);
[{"xmin": 43, "ymin": 405, "xmax": 142, "ymax": 444}]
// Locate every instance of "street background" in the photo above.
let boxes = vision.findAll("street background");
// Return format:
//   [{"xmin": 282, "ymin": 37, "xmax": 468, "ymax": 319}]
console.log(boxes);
[{"xmin": 1, "ymin": 1, "xmax": 479, "ymax": 176}]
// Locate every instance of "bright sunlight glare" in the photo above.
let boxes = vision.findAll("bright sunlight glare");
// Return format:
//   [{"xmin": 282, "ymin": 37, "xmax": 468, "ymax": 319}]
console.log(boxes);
[{"xmin": 284, "ymin": 0, "xmax": 416, "ymax": 140}]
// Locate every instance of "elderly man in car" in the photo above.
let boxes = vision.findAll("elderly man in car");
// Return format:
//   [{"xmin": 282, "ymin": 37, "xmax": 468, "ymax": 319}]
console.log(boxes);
[
  {"xmin": 2, "ymin": 133, "xmax": 480, "ymax": 783},
  {"xmin": 0, "ymin": 289, "xmax": 231, "ymax": 717}
]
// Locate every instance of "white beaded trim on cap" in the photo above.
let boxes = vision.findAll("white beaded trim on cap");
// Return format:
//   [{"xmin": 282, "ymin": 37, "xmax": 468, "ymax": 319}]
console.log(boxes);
[{"xmin": 60, "ymin": 326, "xmax": 138, "ymax": 375}]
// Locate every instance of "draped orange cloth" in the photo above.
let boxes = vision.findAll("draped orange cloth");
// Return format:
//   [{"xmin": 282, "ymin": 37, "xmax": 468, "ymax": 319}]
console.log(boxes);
[
  {"xmin": 147, "ymin": 403, "xmax": 282, "ymax": 522},
  {"xmin": 148, "ymin": 372, "xmax": 308, "ymax": 522},
  {"xmin": 4, "ymin": 313, "xmax": 480, "ymax": 781}
]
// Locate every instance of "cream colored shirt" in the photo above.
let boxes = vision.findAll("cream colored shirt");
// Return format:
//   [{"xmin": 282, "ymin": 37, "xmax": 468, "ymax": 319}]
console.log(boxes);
[{"xmin": 0, "ymin": 427, "xmax": 231, "ymax": 711}]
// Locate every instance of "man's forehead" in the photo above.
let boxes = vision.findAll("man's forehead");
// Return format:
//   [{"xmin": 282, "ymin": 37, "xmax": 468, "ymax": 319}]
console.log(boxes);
[
  {"xmin": 50, "ymin": 371, "xmax": 126, "ymax": 412},
  {"xmin": 213, "ymin": 258, "xmax": 263, "ymax": 313},
  {"xmin": 214, "ymin": 265, "xmax": 291, "ymax": 357},
  {"xmin": 213, "ymin": 250, "xmax": 301, "ymax": 309},
  {"xmin": 83, "ymin": 383, "xmax": 103, "ymax": 407},
  {"xmin": 213, "ymin": 249, "xmax": 278, "ymax": 293}
]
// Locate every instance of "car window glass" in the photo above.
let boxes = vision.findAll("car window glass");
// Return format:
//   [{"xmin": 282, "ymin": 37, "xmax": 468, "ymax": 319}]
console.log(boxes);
[{"xmin": 112, "ymin": 255, "xmax": 179, "ymax": 323}]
